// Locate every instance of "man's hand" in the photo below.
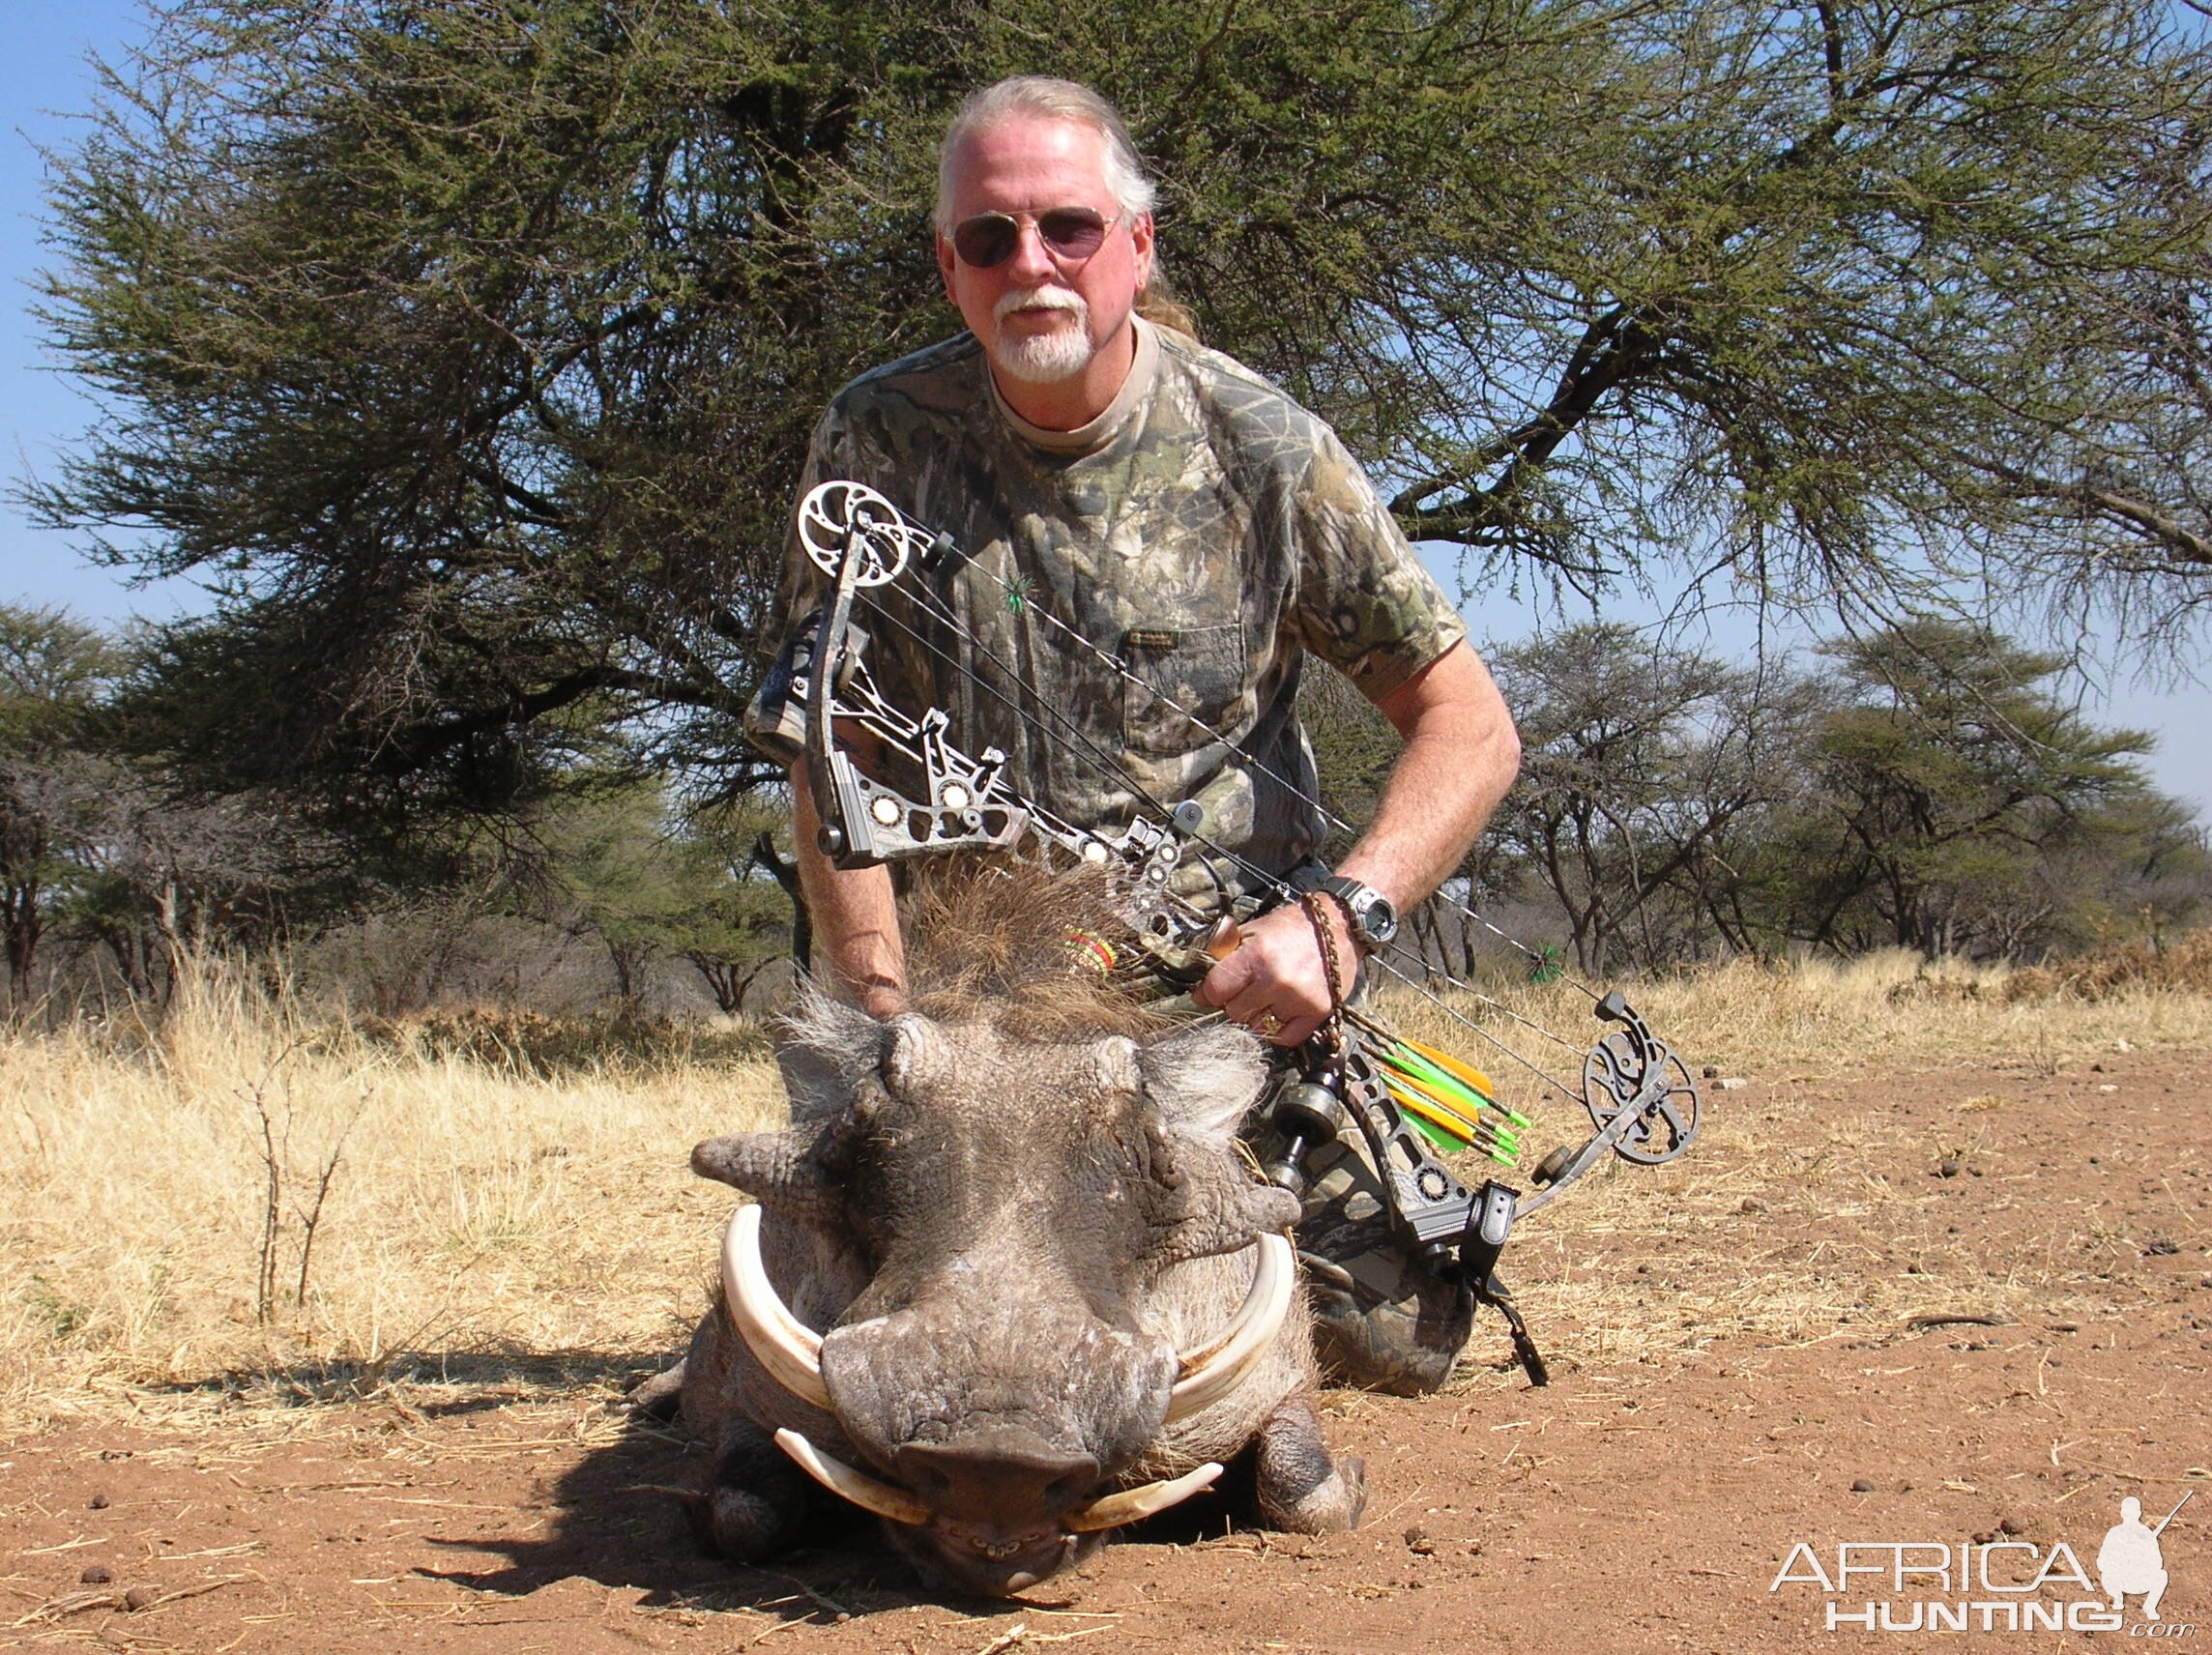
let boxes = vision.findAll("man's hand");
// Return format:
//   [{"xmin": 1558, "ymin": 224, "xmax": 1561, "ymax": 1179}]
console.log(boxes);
[{"xmin": 1193, "ymin": 898, "xmax": 1355, "ymax": 1049}]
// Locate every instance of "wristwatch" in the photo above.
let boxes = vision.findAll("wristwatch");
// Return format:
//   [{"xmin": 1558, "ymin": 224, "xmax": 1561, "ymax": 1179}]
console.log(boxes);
[{"xmin": 1316, "ymin": 876, "xmax": 1398, "ymax": 951}]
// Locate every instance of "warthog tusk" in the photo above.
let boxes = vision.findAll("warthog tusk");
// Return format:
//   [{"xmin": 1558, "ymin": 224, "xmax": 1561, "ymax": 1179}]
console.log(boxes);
[
  {"xmin": 731, "ymin": 1205, "xmax": 1289, "ymax": 1428},
  {"xmin": 772, "ymin": 1429, "xmax": 933, "ymax": 1526},
  {"xmin": 722, "ymin": 1204, "xmax": 831, "ymax": 1411},
  {"xmin": 1062, "ymin": 1462, "xmax": 1225, "ymax": 1533},
  {"xmin": 1165, "ymin": 1231, "xmax": 1295, "ymax": 1421}
]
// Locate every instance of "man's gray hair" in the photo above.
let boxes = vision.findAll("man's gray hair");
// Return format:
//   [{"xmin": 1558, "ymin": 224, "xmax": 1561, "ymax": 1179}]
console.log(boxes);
[{"xmin": 932, "ymin": 77, "xmax": 1158, "ymax": 233}]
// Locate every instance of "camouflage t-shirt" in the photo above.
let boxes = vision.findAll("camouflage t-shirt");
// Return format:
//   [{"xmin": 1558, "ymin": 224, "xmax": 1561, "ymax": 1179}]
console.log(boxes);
[{"xmin": 746, "ymin": 318, "xmax": 1466, "ymax": 896}]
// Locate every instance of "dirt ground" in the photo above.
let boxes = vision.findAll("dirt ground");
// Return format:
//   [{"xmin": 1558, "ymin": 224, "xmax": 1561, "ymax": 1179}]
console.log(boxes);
[{"xmin": 5, "ymin": 1048, "xmax": 2206, "ymax": 1653}]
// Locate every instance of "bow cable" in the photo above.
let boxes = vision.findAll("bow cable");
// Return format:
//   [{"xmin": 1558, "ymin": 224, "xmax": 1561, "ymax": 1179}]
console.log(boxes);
[
  {"xmin": 864, "ymin": 576, "xmax": 1588, "ymax": 1102},
  {"xmin": 914, "ymin": 533, "xmax": 1599, "ymax": 997}
]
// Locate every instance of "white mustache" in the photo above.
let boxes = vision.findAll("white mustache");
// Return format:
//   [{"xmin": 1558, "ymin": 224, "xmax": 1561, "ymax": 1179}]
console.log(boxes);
[{"xmin": 994, "ymin": 286, "xmax": 1089, "ymax": 327}]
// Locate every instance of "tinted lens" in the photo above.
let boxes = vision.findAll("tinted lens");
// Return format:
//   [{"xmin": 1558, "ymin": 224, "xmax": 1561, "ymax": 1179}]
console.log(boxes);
[
  {"xmin": 951, "ymin": 213, "xmax": 1020, "ymax": 269},
  {"xmin": 1036, "ymin": 209, "xmax": 1109, "ymax": 258}
]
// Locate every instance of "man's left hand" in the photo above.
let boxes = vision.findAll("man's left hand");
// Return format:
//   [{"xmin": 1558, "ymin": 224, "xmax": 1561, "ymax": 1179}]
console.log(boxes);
[{"xmin": 1192, "ymin": 899, "xmax": 1355, "ymax": 1048}]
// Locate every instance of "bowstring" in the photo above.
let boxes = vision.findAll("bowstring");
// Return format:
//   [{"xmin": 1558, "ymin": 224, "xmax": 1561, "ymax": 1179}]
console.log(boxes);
[
  {"xmin": 929, "ymin": 534, "xmax": 1601, "ymax": 1002},
  {"xmin": 847, "ymin": 574, "xmax": 1592, "ymax": 1104}
]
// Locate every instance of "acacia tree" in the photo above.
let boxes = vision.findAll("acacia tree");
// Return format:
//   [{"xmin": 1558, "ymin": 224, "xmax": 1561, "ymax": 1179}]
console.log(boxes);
[
  {"xmin": 26, "ymin": 0, "xmax": 2212, "ymax": 829},
  {"xmin": 1484, "ymin": 623, "xmax": 1823, "ymax": 972},
  {"xmin": 0, "ymin": 608, "xmax": 122, "ymax": 996},
  {"xmin": 536, "ymin": 778, "xmax": 789, "ymax": 1006},
  {"xmin": 1797, "ymin": 622, "xmax": 2156, "ymax": 957}
]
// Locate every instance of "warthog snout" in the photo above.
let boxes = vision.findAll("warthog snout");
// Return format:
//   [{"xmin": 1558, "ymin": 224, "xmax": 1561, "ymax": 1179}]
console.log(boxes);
[{"xmin": 893, "ymin": 1432, "xmax": 1102, "ymax": 1521}]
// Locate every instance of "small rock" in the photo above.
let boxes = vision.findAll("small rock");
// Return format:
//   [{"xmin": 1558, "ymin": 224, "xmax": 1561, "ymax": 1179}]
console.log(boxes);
[
  {"xmin": 1968, "ymin": 1166, "xmax": 1984, "ymax": 1176},
  {"xmin": 1738, "ymin": 1197, "xmax": 1766, "ymax": 1214},
  {"xmin": 2145, "ymin": 1238, "xmax": 2181, "ymax": 1257},
  {"xmin": 97, "ymin": 1449, "xmax": 131, "ymax": 1462},
  {"xmin": 2051, "ymin": 1323, "xmax": 2080, "ymax": 1333},
  {"xmin": 1403, "ymin": 1524, "xmax": 1434, "ymax": 1554},
  {"xmin": 1717, "ymin": 1077, "xmax": 1748, "ymax": 1090},
  {"xmin": 88, "ymin": 1493, "xmax": 110, "ymax": 1510},
  {"xmin": 2090, "ymin": 1061, "xmax": 2105, "ymax": 1072},
  {"xmin": 1999, "ymin": 1516, "xmax": 2026, "ymax": 1536},
  {"xmin": 1850, "ymin": 1479, "xmax": 1876, "ymax": 1493},
  {"xmin": 78, "ymin": 1565, "xmax": 113, "ymax": 1584},
  {"xmin": 1972, "ymin": 1529, "xmax": 1996, "ymax": 1546},
  {"xmin": 1702, "ymin": 1064, "xmax": 1720, "ymax": 1079},
  {"xmin": 2097, "ymin": 1084, "xmax": 2119, "ymax": 1094},
  {"xmin": 123, "ymin": 1586, "xmax": 159, "ymax": 1612},
  {"xmin": 2113, "ymin": 1038, "xmax": 2136, "ymax": 1052},
  {"xmin": 1937, "ymin": 1158, "xmax": 1962, "ymax": 1177}
]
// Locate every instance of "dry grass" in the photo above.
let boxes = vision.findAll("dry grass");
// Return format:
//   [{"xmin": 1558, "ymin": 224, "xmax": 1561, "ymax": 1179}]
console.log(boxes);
[
  {"xmin": 1, "ymin": 960, "xmax": 784, "ymax": 1436},
  {"xmin": 6, "ymin": 945, "xmax": 2207, "ymax": 1435},
  {"xmin": 1383, "ymin": 944, "xmax": 2212, "ymax": 1091}
]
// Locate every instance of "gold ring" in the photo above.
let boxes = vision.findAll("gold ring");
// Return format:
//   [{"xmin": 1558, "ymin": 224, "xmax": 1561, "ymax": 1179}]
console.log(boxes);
[{"xmin": 1255, "ymin": 1011, "xmax": 1282, "ymax": 1036}]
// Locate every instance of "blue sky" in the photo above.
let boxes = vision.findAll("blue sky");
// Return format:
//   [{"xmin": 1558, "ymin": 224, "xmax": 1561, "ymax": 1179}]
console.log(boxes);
[{"xmin": 5, "ymin": 1, "xmax": 2210, "ymax": 812}]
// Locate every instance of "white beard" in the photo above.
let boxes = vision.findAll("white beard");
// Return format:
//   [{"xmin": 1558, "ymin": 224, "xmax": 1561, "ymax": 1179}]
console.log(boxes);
[{"xmin": 990, "ymin": 287, "xmax": 1095, "ymax": 384}]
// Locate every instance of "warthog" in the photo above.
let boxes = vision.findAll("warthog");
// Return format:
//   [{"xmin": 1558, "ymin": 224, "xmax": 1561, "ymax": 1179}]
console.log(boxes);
[{"xmin": 679, "ymin": 875, "xmax": 1366, "ymax": 1595}]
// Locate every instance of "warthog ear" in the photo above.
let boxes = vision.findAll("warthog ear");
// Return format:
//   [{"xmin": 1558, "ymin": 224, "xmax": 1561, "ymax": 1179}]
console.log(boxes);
[
  {"xmin": 1137, "ymin": 1022, "xmax": 1296, "ymax": 1263},
  {"xmin": 691, "ymin": 1115, "xmax": 859, "ymax": 1220},
  {"xmin": 774, "ymin": 988, "xmax": 889, "ymax": 1119},
  {"xmin": 1136, "ymin": 1020, "xmax": 1270, "ymax": 1147}
]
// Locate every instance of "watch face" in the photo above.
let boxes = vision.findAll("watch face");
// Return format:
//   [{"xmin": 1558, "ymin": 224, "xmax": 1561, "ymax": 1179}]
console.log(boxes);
[{"xmin": 1324, "ymin": 878, "xmax": 1396, "ymax": 948}]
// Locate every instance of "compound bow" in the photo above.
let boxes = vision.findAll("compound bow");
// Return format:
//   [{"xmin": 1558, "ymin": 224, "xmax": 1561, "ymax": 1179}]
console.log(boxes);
[{"xmin": 780, "ymin": 479, "xmax": 1701, "ymax": 1381}]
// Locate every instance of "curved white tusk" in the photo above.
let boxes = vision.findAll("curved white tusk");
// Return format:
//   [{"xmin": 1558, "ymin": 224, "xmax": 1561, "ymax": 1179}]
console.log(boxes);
[
  {"xmin": 1062, "ymin": 1462, "xmax": 1225, "ymax": 1533},
  {"xmin": 721, "ymin": 1204, "xmax": 832, "ymax": 1411},
  {"xmin": 1165, "ymin": 1231, "xmax": 1295, "ymax": 1422},
  {"xmin": 773, "ymin": 1428, "xmax": 933, "ymax": 1526}
]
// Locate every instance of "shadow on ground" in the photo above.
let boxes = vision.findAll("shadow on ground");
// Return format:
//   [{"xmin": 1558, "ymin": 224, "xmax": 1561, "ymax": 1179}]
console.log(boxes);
[
  {"xmin": 413, "ymin": 1400, "xmax": 1264, "ymax": 1629},
  {"xmin": 409, "ymin": 1406, "xmax": 991, "ymax": 1628}
]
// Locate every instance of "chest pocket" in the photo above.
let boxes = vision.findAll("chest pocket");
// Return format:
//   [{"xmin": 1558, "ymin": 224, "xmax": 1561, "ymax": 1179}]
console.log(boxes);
[{"xmin": 1121, "ymin": 623, "xmax": 1250, "ymax": 756}]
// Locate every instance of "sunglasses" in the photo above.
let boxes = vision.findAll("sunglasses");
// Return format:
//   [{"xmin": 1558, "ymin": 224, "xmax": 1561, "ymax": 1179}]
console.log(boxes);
[{"xmin": 948, "ymin": 207, "xmax": 1124, "ymax": 271}]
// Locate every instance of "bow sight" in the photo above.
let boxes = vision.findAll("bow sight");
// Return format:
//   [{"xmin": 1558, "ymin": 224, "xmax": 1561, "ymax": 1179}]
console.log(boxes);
[{"xmin": 785, "ymin": 479, "xmax": 1702, "ymax": 1379}]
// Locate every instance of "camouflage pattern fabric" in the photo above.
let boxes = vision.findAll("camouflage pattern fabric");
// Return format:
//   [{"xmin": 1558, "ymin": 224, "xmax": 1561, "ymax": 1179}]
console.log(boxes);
[
  {"xmin": 746, "ymin": 319, "xmax": 1466, "ymax": 892},
  {"xmin": 1292, "ymin": 1131, "xmax": 1477, "ymax": 1396}
]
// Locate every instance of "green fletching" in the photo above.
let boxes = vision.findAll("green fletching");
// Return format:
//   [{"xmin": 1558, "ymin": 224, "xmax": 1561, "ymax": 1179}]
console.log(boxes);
[{"xmin": 1381, "ymin": 1042, "xmax": 1489, "ymax": 1110}]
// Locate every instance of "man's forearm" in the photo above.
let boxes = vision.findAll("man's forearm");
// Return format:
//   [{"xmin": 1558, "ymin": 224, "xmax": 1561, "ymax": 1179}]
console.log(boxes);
[
  {"xmin": 1335, "ymin": 640, "xmax": 1521, "ymax": 912},
  {"xmin": 791, "ymin": 766, "xmax": 908, "ymax": 1014}
]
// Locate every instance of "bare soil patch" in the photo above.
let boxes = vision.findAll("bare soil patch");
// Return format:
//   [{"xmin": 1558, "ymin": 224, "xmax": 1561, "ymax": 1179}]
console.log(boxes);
[{"xmin": 5, "ymin": 1045, "xmax": 2205, "ymax": 1652}]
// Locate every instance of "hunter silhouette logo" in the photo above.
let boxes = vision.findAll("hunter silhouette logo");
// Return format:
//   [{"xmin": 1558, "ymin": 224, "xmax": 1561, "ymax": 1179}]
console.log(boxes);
[
  {"xmin": 2101, "ymin": 1495, "xmax": 2190, "ymax": 1623},
  {"xmin": 1769, "ymin": 1489, "xmax": 2197, "ymax": 1634}
]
